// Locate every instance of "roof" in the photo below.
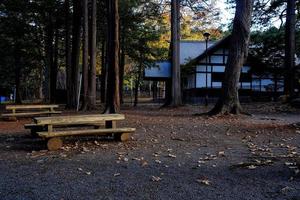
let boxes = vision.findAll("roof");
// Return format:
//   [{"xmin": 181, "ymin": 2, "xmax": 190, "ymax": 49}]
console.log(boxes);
[
  {"xmin": 180, "ymin": 40, "xmax": 215, "ymax": 65},
  {"xmin": 186, "ymin": 35, "xmax": 231, "ymax": 66}
]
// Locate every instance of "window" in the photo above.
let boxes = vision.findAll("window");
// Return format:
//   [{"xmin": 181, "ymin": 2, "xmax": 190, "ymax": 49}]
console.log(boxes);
[
  {"xmin": 197, "ymin": 65, "xmax": 212, "ymax": 72},
  {"xmin": 210, "ymin": 55, "xmax": 224, "ymax": 64},
  {"xmin": 212, "ymin": 66, "xmax": 225, "ymax": 72},
  {"xmin": 196, "ymin": 73, "xmax": 211, "ymax": 88},
  {"xmin": 212, "ymin": 82, "xmax": 222, "ymax": 88}
]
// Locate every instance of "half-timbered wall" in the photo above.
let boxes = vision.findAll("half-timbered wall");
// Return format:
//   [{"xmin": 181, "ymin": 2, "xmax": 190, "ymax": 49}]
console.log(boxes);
[{"xmin": 186, "ymin": 48, "xmax": 252, "ymax": 89}]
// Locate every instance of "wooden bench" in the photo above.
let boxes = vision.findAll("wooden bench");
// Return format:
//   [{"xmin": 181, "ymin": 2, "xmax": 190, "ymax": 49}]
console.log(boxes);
[
  {"xmin": 1, "ymin": 105, "xmax": 62, "ymax": 121},
  {"xmin": 24, "ymin": 121, "xmax": 106, "ymax": 136},
  {"xmin": 28, "ymin": 114, "xmax": 135, "ymax": 151}
]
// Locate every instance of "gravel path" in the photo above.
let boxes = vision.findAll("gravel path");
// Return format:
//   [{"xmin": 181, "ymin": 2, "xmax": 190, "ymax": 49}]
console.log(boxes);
[{"xmin": 0, "ymin": 103, "xmax": 299, "ymax": 200}]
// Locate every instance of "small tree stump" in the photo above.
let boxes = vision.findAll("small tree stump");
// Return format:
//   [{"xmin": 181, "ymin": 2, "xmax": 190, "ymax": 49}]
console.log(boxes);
[
  {"xmin": 47, "ymin": 137, "xmax": 63, "ymax": 151},
  {"xmin": 116, "ymin": 133, "xmax": 130, "ymax": 142}
]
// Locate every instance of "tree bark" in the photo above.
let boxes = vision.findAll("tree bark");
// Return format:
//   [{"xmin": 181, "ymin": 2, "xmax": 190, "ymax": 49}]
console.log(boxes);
[
  {"xmin": 209, "ymin": 0, "xmax": 254, "ymax": 115},
  {"xmin": 14, "ymin": 43, "xmax": 22, "ymax": 104},
  {"xmin": 68, "ymin": 0, "xmax": 82, "ymax": 109},
  {"xmin": 284, "ymin": 0, "xmax": 296, "ymax": 98},
  {"xmin": 44, "ymin": 13, "xmax": 54, "ymax": 103},
  {"xmin": 134, "ymin": 65, "xmax": 142, "ymax": 107},
  {"xmin": 100, "ymin": 39, "xmax": 107, "ymax": 103},
  {"xmin": 104, "ymin": 0, "xmax": 120, "ymax": 113},
  {"xmin": 81, "ymin": 0, "xmax": 89, "ymax": 111},
  {"xmin": 163, "ymin": 39, "xmax": 172, "ymax": 107},
  {"xmin": 119, "ymin": 43, "xmax": 125, "ymax": 104},
  {"xmin": 170, "ymin": 0, "xmax": 182, "ymax": 106},
  {"xmin": 65, "ymin": 0, "xmax": 72, "ymax": 106},
  {"xmin": 88, "ymin": 0, "xmax": 97, "ymax": 109},
  {"xmin": 50, "ymin": 25, "xmax": 59, "ymax": 103}
]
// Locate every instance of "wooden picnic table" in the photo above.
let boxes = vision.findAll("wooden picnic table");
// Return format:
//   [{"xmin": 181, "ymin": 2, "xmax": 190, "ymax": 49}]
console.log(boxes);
[
  {"xmin": 1, "ymin": 104, "xmax": 61, "ymax": 121},
  {"xmin": 28, "ymin": 114, "xmax": 135, "ymax": 150}
]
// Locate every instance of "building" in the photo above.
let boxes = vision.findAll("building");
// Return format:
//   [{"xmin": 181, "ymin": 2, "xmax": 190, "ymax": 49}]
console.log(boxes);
[{"xmin": 144, "ymin": 36, "xmax": 284, "ymax": 103}]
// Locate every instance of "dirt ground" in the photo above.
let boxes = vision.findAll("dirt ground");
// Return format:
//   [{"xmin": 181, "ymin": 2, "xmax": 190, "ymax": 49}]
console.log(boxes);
[{"xmin": 0, "ymin": 102, "xmax": 299, "ymax": 200}]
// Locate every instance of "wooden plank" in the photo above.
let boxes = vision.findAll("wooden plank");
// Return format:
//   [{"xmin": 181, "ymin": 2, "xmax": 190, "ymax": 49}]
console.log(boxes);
[
  {"xmin": 6, "ymin": 104, "xmax": 59, "ymax": 110},
  {"xmin": 24, "ymin": 124, "xmax": 40, "ymax": 128},
  {"xmin": 37, "ymin": 127, "xmax": 136, "ymax": 138},
  {"xmin": 24, "ymin": 122, "xmax": 105, "ymax": 129},
  {"xmin": 2, "ymin": 111, "xmax": 62, "ymax": 117},
  {"xmin": 34, "ymin": 114, "xmax": 125, "ymax": 126}
]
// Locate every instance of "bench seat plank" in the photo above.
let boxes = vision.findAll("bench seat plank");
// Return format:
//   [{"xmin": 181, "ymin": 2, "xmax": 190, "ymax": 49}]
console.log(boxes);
[
  {"xmin": 24, "ymin": 124, "xmax": 42, "ymax": 128},
  {"xmin": 37, "ymin": 127, "xmax": 136, "ymax": 138},
  {"xmin": 34, "ymin": 114, "xmax": 125, "ymax": 126},
  {"xmin": 24, "ymin": 121, "xmax": 105, "ymax": 129},
  {"xmin": 6, "ymin": 105, "xmax": 59, "ymax": 110},
  {"xmin": 2, "ymin": 111, "xmax": 62, "ymax": 117}
]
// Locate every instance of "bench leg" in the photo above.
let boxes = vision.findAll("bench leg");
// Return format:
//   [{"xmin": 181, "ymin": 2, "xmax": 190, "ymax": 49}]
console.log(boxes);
[
  {"xmin": 115, "ymin": 133, "xmax": 130, "ymax": 142},
  {"xmin": 105, "ymin": 121, "xmax": 116, "ymax": 128},
  {"xmin": 47, "ymin": 137, "xmax": 63, "ymax": 151},
  {"xmin": 31, "ymin": 126, "xmax": 46, "ymax": 137}
]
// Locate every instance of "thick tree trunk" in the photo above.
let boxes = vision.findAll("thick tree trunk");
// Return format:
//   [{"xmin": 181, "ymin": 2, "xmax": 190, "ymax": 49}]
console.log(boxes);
[
  {"xmin": 88, "ymin": 0, "xmax": 97, "ymax": 109},
  {"xmin": 100, "ymin": 40, "xmax": 107, "ymax": 103},
  {"xmin": 209, "ymin": 0, "xmax": 254, "ymax": 115},
  {"xmin": 284, "ymin": 0, "xmax": 296, "ymax": 98},
  {"xmin": 44, "ymin": 13, "xmax": 54, "ymax": 103},
  {"xmin": 81, "ymin": 0, "xmax": 89, "ymax": 111},
  {"xmin": 65, "ymin": 0, "xmax": 72, "ymax": 106},
  {"xmin": 104, "ymin": 0, "xmax": 120, "ymax": 113},
  {"xmin": 170, "ymin": 0, "xmax": 182, "ymax": 106},
  {"xmin": 68, "ymin": 0, "xmax": 82, "ymax": 109}
]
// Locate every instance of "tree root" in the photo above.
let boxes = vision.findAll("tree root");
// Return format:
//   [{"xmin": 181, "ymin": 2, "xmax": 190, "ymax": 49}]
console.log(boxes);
[{"xmin": 195, "ymin": 100, "xmax": 251, "ymax": 116}]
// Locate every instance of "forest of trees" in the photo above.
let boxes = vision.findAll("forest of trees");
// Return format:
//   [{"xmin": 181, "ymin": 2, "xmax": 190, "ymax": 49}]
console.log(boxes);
[{"xmin": 0, "ymin": 0, "xmax": 299, "ymax": 114}]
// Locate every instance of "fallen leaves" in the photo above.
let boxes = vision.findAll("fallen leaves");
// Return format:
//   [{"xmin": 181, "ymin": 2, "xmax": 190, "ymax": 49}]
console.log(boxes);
[
  {"xmin": 218, "ymin": 151, "xmax": 225, "ymax": 157},
  {"xmin": 114, "ymin": 173, "xmax": 121, "ymax": 177},
  {"xmin": 168, "ymin": 154, "xmax": 176, "ymax": 158},
  {"xmin": 247, "ymin": 165, "xmax": 257, "ymax": 170},
  {"xmin": 151, "ymin": 176, "xmax": 162, "ymax": 182},
  {"xmin": 155, "ymin": 160, "xmax": 162, "ymax": 164},
  {"xmin": 77, "ymin": 167, "xmax": 92, "ymax": 175},
  {"xmin": 196, "ymin": 179, "xmax": 211, "ymax": 186},
  {"xmin": 230, "ymin": 159, "xmax": 274, "ymax": 170}
]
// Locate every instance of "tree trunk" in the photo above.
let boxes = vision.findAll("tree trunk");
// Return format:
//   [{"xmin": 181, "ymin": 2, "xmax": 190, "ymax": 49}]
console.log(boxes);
[
  {"xmin": 119, "ymin": 44, "xmax": 125, "ymax": 104},
  {"xmin": 134, "ymin": 65, "xmax": 142, "ymax": 107},
  {"xmin": 209, "ymin": 0, "xmax": 254, "ymax": 115},
  {"xmin": 100, "ymin": 39, "xmax": 107, "ymax": 103},
  {"xmin": 14, "ymin": 43, "xmax": 22, "ymax": 104},
  {"xmin": 104, "ymin": 0, "xmax": 120, "ymax": 113},
  {"xmin": 50, "ymin": 26, "xmax": 59, "ymax": 103},
  {"xmin": 163, "ymin": 40, "xmax": 172, "ymax": 107},
  {"xmin": 65, "ymin": 0, "xmax": 72, "ymax": 106},
  {"xmin": 44, "ymin": 13, "xmax": 54, "ymax": 103},
  {"xmin": 81, "ymin": 0, "xmax": 89, "ymax": 111},
  {"xmin": 88, "ymin": 0, "xmax": 97, "ymax": 109},
  {"xmin": 68, "ymin": 0, "xmax": 82, "ymax": 109},
  {"xmin": 170, "ymin": 0, "xmax": 182, "ymax": 106},
  {"xmin": 284, "ymin": 0, "xmax": 296, "ymax": 98}
]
